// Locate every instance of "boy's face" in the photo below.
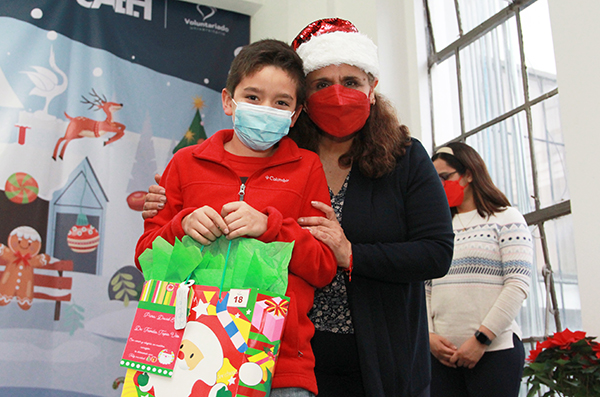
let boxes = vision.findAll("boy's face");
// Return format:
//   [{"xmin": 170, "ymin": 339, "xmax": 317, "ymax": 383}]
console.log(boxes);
[{"xmin": 222, "ymin": 65, "xmax": 302, "ymax": 127}]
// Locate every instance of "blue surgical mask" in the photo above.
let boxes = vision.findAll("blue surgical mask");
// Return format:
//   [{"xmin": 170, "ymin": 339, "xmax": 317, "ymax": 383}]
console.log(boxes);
[{"xmin": 232, "ymin": 100, "xmax": 294, "ymax": 151}]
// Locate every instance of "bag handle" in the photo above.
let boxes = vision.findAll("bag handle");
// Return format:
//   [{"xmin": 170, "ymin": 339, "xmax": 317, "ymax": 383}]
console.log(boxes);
[
  {"xmin": 183, "ymin": 239, "xmax": 234, "ymax": 297},
  {"xmin": 218, "ymin": 239, "xmax": 234, "ymax": 296}
]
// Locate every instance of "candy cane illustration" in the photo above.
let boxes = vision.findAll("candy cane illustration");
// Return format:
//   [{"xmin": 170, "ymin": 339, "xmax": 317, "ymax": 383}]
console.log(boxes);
[{"xmin": 216, "ymin": 293, "xmax": 248, "ymax": 353}]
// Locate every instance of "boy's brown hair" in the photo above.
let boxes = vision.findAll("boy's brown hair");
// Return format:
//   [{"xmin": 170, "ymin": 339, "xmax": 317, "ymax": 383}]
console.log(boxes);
[{"xmin": 225, "ymin": 39, "xmax": 306, "ymax": 105}]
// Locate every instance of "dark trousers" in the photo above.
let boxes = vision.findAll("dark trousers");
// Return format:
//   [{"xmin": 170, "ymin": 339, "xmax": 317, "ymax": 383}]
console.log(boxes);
[
  {"xmin": 313, "ymin": 330, "xmax": 431, "ymax": 397},
  {"xmin": 312, "ymin": 330, "xmax": 366, "ymax": 397},
  {"xmin": 430, "ymin": 333, "xmax": 525, "ymax": 397}
]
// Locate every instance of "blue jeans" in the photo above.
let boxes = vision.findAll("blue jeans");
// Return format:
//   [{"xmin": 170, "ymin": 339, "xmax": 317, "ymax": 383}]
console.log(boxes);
[{"xmin": 270, "ymin": 388, "xmax": 315, "ymax": 397}]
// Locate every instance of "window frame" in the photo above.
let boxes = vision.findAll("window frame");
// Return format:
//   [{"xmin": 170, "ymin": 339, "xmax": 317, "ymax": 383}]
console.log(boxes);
[{"xmin": 423, "ymin": 0, "xmax": 568, "ymax": 334}]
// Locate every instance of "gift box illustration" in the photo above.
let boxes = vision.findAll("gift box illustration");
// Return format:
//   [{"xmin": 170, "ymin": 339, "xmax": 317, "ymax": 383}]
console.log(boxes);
[
  {"xmin": 251, "ymin": 297, "xmax": 288, "ymax": 343},
  {"xmin": 121, "ymin": 236, "xmax": 293, "ymax": 397}
]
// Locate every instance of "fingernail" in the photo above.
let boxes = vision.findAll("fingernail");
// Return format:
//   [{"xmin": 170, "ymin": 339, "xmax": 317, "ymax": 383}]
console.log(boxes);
[
  {"xmin": 158, "ymin": 203, "xmax": 164, "ymax": 209},
  {"xmin": 298, "ymin": 218, "xmax": 304, "ymax": 223}
]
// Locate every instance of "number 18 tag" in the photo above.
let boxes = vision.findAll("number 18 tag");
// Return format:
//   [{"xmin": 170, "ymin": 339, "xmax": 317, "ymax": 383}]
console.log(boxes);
[{"xmin": 227, "ymin": 289, "xmax": 250, "ymax": 308}]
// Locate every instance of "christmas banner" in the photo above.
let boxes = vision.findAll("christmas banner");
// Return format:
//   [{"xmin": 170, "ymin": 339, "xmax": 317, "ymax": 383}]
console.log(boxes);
[{"xmin": 0, "ymin": 1, "xmax": 249, "ymax": 396}]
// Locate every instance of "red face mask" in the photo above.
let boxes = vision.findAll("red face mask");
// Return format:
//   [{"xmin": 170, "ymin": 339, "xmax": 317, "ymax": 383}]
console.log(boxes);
[
  {"xmin": 443, "ymin": 177, "xmax": 466, "ymax": 207},
  {"xmin": 306, "ymin": 84, "xmax": 371, "ymax": 138}
]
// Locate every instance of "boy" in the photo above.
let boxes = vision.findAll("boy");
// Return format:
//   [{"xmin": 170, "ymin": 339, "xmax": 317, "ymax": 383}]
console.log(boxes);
[{"xmin": 135, "ymin": 39, "xmax": 337, "ymax": 397}]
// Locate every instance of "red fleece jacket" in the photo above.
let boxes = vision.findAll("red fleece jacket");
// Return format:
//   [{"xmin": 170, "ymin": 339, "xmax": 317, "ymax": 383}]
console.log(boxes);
[{"xmin": 135, "ymin": 129, "xmax": 337, "ymax": 394}]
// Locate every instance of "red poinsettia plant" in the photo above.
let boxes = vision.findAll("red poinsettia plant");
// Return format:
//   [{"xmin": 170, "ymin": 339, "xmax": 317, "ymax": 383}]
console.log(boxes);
[{"xmin": 523, "ymin": 328, "xmax": 600, "ymax": 397}]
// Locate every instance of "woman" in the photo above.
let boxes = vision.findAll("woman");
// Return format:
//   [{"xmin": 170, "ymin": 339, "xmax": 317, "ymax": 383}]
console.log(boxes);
[
  {"xmin": 288, "ymin": 18, "xmax": 453, "ymax": 397},
  {"xmin": 428, "ymin": 143, "xmax": 533, "ymax": 397},
  {"xmin": 144, "ymin": 18, "xmax": 454, "ymax": 397}
]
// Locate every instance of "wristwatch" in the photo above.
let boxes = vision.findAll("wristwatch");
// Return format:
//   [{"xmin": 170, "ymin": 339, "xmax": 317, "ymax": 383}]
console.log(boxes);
[{"xmin": 474, "ymin": 330, "xmax": 492, "ymax": 346}]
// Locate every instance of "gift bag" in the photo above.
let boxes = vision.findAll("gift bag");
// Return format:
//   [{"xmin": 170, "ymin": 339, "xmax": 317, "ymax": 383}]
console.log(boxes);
[{"xmin": 121, "ymin": 236, "xmax": 293, "ymax": 397}]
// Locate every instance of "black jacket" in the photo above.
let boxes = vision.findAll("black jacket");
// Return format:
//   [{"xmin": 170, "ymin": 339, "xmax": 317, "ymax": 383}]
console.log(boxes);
[{"xmin": 343, "ymin": 138, "xmax": 454, "ymax": 396}]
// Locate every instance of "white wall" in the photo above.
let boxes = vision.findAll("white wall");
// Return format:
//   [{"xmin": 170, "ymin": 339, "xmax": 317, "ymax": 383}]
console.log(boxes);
[
  {"xmin": 250, "ymin": 1, "xmax": 378, "ymax": 50},
  {"xmin": 547, "ymin": 0, "xmax": 600, "ymax": 337}
]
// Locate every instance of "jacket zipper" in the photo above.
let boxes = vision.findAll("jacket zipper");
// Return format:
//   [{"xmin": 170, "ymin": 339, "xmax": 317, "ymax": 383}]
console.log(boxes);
[
  {"xmin": 238, "ymin": 177, "xmax": 248, "ymax": 201},
  {"xmin": 238, "ymin": 182, "xmax": 246, "ymax": 201}
]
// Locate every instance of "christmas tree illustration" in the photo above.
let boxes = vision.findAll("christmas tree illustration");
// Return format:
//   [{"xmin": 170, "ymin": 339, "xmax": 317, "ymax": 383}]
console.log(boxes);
[{"xmin": 173, "ymin": 96, "xmax": 207, "ymax": 153}]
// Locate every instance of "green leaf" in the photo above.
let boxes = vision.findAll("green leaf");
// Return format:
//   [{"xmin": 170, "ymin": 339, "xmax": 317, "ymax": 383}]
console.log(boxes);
[
  {"xmin": 137, "ymin": 372, "xmax": 149, "ymax": 386},
  {"xmin": 526, "ymin": 383, "xmax": 540, "ymax": 397},
  {"xmin": 216, "ymin": 387, "xmax": 232, "ymax": 397}
]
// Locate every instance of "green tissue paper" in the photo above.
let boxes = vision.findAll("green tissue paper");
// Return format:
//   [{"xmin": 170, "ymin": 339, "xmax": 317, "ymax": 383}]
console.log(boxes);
[{"xmin": 137, "ymin": 235, "xmax": 294, "ymax": 296}]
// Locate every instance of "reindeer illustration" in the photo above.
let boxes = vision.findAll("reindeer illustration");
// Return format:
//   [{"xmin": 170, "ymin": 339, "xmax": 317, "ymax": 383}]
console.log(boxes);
[{"xmin": 52, "ymin": 90, "xmax": 126, "ymax": 160}]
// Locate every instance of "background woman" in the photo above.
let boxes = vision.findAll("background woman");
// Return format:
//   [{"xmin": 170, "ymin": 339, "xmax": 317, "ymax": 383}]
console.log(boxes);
[{"xmin": 428, "ymin": 142, "xmax": 533, "ymax": 397}]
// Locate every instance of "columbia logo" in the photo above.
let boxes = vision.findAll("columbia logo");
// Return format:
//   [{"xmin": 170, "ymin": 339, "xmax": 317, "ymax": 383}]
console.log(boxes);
[{"xmin": 265, "ymin": 175, "xmax": 289, "ymax": 183}]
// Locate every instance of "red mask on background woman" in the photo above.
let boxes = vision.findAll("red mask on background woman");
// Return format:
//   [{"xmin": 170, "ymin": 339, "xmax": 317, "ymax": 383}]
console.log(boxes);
[
  {"xmin": 443, "ymin": 177, "xmax": 467, "ymax": 207},
  {"xmin": 306, "ymin": 84, "xmax": 371, "ymax": 138}
]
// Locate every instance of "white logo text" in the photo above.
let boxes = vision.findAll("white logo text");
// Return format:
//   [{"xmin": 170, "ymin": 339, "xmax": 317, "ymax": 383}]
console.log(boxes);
[
  {"xmin": 265, "ymin": 176, "xmax": 289, "ymax": 183},
  {"xmin": 77, "ymin": 0, "xmax": 152, "ymax": 21}
]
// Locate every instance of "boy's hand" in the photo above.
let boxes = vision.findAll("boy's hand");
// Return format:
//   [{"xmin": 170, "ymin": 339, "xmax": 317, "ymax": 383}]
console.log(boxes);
[
  {"xmin": 221, "ymin": 201, "xmax": 268, "ymax": 239},
  {"xmin": 182, "ymin": 206, "xmax": 229, "ymax": 245}
]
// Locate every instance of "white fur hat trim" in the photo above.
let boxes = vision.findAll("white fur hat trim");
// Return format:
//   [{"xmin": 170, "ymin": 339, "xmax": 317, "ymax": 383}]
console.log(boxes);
[{"xmin": 296, "ymin": 31, "xmax": 379, "ymax": 79}]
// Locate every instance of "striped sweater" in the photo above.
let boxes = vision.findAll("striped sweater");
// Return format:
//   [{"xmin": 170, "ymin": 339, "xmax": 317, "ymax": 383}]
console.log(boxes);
[{"xmin": 426, "ymin": 207, "xmax": 533, "ymax": 351}]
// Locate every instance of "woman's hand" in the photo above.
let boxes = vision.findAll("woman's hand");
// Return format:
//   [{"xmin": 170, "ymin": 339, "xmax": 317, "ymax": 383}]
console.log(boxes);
[
  {"xmin": 182, "ymin": 206, "xmax": 229, "ymax": 245},
  {"xmin": 142, "ymin": 174, "xmax": 165, "ymax": 220},
  {"xmin": 298, "ymin": 201, "xmax": 352, "ymax": 268},
  {"xmin": 221, "ymin": 201, "xmax": 268, "ymax": 239},
  {"xmin": 449, "ymin": 327, "xmax": 495, "ymax": 369},
  {"xmin": 429, "ymin": 333, "xmax": 458, "ymax": 368},
  {"xmin": 449, "ymin": 336, "xmax": 487, "ymax": 369}
]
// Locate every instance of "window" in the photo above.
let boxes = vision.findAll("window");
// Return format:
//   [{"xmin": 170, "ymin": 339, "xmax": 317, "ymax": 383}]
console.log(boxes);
[{"xmin": 424, "ymin": 0, "xmax": 580, "ymax": 351}]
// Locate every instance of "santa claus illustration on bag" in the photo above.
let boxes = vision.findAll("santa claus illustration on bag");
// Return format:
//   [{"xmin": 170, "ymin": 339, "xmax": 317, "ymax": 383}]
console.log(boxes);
[
  {"xmin": 0, "ymin": 226, "xmax": 50, "ymax": 310},
  {"xmin": 136, "ymin": 320, "xmax": 229, "ymax": 397}
]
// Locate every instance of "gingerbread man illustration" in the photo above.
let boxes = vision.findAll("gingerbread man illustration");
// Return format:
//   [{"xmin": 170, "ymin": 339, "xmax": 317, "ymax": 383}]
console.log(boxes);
[{"xmin": 0, "ymin": 226, "xmax": 50, "ymax": 310}]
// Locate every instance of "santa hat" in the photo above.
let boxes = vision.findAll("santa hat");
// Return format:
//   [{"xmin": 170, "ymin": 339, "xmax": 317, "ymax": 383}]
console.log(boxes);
[{"xmin": 291, "ymin": 18, "xmax": 379, "ymax": 79}]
